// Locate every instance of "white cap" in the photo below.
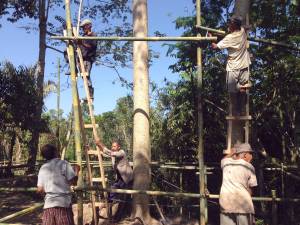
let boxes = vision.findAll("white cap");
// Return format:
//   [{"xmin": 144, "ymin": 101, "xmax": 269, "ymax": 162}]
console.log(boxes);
[
  {"xmin": 235, "ymin": 143, "xmax": 253, "ymax": 154},
  {"xmin": 80, "ymin": 19, "xmax": 92, "ymax": 27}
]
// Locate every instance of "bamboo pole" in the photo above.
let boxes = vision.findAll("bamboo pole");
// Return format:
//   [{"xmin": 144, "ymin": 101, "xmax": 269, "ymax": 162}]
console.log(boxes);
[
  {"xmin": 74, "ymin": 186, "xmax": 300, "ymax": 202},
  {"xmin": 196, "ymin": 25, "xmax": 300, "ymax": 51},
  {"xmin": 271, "ymin": 190, "xmax": 278, "ymax": 225},
  {"xmin": 56, "ymin": 58, "xmax": 61, "ymax": 152},
  {"xmin": 51, "ymin": 36, "xmax": 217, "ymax": 42},
  {"xmin": 0, "ymin": 187, "xmax": 37, "ymax": 192},
  {"xmin": 64, "ymin": 0, "xmax": 83, "ymax": 224},
  {"xmin": 0, "ymin": 203, "xmax": 43, "ymax": 223},
  {"xmin": 196, "ymin": 0, "xmax": 206, "ymax": 224},
  {"xmin": 1, "ymin": 186, "xmax": 300, "ymax": 203}
]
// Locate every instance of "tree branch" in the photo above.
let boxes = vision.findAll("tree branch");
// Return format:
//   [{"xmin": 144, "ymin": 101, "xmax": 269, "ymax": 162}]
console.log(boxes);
[{"xmin": 46, "ymin": 45, "xmax": 64, "ymax": 54}]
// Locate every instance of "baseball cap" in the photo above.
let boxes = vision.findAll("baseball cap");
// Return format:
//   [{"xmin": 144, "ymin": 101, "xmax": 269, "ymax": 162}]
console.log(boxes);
[{"xmin": 80, "ymin": 19, "xmax": 92, "ymax": 27}]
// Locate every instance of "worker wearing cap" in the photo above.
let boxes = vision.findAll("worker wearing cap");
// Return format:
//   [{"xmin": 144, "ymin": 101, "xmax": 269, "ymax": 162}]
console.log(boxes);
[
  {"xmin": 210, "ymin": 15, "xmax": 251, "ymax": 115},
  {"xmin": 78, "ymin": 19, "xmax": 97, "ymax": 100},
  {"xmin": 219, "ymin": 143, "xmax": 257, "ymax": 225}
]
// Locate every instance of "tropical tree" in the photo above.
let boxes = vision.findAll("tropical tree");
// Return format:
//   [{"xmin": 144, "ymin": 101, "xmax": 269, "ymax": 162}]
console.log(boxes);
[{"xmin": 0, "ymin": 61, "xmax": 46, "ymax": 176}]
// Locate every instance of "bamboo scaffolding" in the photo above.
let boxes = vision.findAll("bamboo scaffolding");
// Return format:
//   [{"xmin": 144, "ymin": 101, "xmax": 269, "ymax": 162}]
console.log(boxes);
[
  {"xmin": 0, "ymin": 203, "xmax": 43, "ymax": 223},
  {"xmin": 73, "ymin": 187, "xmax": 300, "ymax": 203},
  {"xmin": 1, "ymin": 186, "xmax": 300, "ymax": 203},
  {"xmin": 51, "ymin": 36, "xmax": 217, "ymax": 42},
  {"xmin": 196, "ymin": 25, "xmax": 300, "ymax": 51}
]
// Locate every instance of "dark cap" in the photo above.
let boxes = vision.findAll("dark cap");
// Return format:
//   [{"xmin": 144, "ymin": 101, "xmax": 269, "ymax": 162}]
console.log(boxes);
[{"xmin": 229, "ymin": 15, "xmax": 242, "ymax": 27}]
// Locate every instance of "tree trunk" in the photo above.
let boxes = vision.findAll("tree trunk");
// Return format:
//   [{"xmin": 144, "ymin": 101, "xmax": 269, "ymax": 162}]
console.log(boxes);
[
  {"xmin": 6, "ymin": 132, "xmax": 16, "ymax": 177},
  {"xmin": 15, "ymin": 135, "xmax": 22, "ymax": 164},
  {"xmin": 27, "ymin": 0, "xmax": 47, "ymax": 174},
  {"xmin": 233, "ymin": 0, "xmax": 250, "ymax": 25},
  {"xmin": 131, "ymin": 1, "xmax": 157, "ymax": 223}
]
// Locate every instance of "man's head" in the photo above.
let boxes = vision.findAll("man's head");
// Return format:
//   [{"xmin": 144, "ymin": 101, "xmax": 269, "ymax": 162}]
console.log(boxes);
[
  {"xmin": 80, "ymin": 19, "xmax": 92, "ymax": 34},
  {"xmin": 41, "ymin": 144, "xmax": 58, "ymax": 160},
  {"xmin": 111, "ymin": 141, "xmax": 121, "ymax": 152},
  {"xmin": 228, "ymin": 15, "xmax": 242, "ymax": 32},
  {"xmin": 235, "ymin": 143, "xmax": 254, "ymax": 163}
]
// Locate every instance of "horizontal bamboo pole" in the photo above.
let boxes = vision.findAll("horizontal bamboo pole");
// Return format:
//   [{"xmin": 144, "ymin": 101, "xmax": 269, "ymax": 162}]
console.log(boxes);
[
  {"xmin": 2, "ymin": 186, "xmax": 300, "ymax": 203},
  {"xmin": 0, "ymin": 187, "xmax": 37, "ymax": 192},
  {"xmin": 197, "ymin": 25, "xmax": 300, "ymax": 51},
  {"xmin": 0, "ymin": 175, "xmax": 36, "ymax": 183},
  {"xmin": 74, "ymin": 186, "xmax": 300, "ymax": 203},
  {"xmin": 51, "ymin": 36, "xmax": 217, "ymax": 42},
  {"xmin": 197, "ymin": 25, "xmax": 225, "ymax": 35},
  {"xmin": 0, "ymin": 203, "xmax": 43, "ymax": 223}
]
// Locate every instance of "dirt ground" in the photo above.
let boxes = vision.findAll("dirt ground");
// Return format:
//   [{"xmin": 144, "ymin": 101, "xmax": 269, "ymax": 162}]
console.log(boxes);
[{"xmin": 0, "ymin": 191, "xmax": 43, "ymax": 224}]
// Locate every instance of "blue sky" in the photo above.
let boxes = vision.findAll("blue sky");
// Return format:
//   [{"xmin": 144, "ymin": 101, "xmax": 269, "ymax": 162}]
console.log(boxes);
[{"xmin": 0, "ymin": 1, "xmax": 195, "ymax": 117}]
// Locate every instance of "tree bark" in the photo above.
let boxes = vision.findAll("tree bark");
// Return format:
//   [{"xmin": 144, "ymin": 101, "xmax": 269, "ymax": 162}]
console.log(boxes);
[
  {"xmin": 27, "ymin": 0, "xmax": 47, "ymax": 174},
  {"xmin": 5, "ymin": 132, "xmax": 16, "ymax": 177},
  {"xmin": 131, "ymin": 0, "xmax": 155, "ymax": 223}
]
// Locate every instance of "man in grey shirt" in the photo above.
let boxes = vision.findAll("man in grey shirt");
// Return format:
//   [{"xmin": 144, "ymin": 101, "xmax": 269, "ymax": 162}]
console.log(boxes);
[
  {"xmin": 220, "ymin": 143, "xmax": 257, "ymax": 225},
  {"xmin": 96, "ymin": 139, "xmax": 133, "ymax": 202},
  {"xmin": 37, "ymin": 144, "xmax": 80, "ymax": 225}
]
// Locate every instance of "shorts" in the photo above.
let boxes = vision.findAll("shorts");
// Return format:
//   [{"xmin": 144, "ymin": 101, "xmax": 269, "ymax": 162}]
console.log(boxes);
[
  {"xmin": 220, "ymin": 212, "xmax": 254, "ymax": 225},
  {"xmin": 227, "ymin": 67, "xmax": 249, "ymax": 93},
  {"xmin": 42, "ymin": 207, "xmax": 75, "ymax": 225}
]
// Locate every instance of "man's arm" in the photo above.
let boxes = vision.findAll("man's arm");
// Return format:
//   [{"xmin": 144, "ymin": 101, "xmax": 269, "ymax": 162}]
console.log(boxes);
[
  {"xmin": 208, "ymin": 33, "xmax": 219, "ymax": 49},
  {"xmin": 111, "ymin": 149, "xmax": 126, "ymax": 158},
  {"xmin": 37, "ymin": 186, "xmax": 45, "ymax": 194},
  {"xmin": 68, "ymin": 164, "xmax": 80, "ymax": 186},
  {"xmin": 95, "ymin": 138, "xmax": 105, "ymax": 150}
]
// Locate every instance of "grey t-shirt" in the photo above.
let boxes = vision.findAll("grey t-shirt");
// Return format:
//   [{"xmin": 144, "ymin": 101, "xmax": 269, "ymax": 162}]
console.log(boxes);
[
  {"xmin": 37, "ymin": 158, "xmax": 76, "ymax": 209},
  {"xmin": 219, "ymin": 157, "xmax": 257, "ymax": 214}
]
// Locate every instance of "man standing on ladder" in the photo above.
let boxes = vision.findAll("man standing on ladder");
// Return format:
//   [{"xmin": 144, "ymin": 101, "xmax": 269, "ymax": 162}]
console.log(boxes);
[
  {"xmin": 78, "ymin": 19, "xmax": 97, "ymax": 101},
  {"xmin": 210, "ymin": 15, "xmax": 251, "ymax": 115}
]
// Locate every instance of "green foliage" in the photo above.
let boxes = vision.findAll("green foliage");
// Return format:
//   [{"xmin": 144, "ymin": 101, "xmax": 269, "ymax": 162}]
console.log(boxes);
[
  {"xmin": 96, "ymin": 95, "xmax": 133, "ymax": 155},
  {"xmin": 0, "ymin": 62, "xmax": 40, "ymax": 132}
]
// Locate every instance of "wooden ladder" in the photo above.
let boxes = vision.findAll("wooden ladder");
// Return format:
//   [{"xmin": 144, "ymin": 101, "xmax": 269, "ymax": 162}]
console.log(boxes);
[
  {"xmin": 65, "ymin": 28, "xmax": 109, "ymax": 224},
  {"xmin": 226, "ymin": 93, "xmax": 251, "ymax": 153}
]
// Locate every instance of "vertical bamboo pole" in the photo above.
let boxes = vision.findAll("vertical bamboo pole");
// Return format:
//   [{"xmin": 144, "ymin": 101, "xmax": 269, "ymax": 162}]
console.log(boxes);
[
  {"xmin": 64, "ymin": 0, "xmax": 83, "ymax": 224},
  {"xmin": 56, "ymin": 58, "xmax": 61, "ymax": 152},
  {"xmin": 271, "ymin": 190, "xmax": 278, "ymax": 225},
  {"xmin": 196, "ymin": 0, "xmax": 206, "ymax": 224}
]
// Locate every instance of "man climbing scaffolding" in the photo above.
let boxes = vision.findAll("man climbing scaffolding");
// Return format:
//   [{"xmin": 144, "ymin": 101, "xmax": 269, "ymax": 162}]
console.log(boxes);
[
  {"xmin": 210, "ymin": 15, "xmax": 251, "ymax": 115},
  {"xmin": 78, "ymin": 19, "xmax": 97, "ymax": 101},
  {"xmin": 95, "ymin": 139, "xmax": 133, "ymax": 203}
]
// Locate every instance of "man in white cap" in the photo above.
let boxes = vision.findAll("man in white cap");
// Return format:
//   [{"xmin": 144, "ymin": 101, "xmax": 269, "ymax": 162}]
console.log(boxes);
[
  {"xmin": 78, "ymin": 19, "xmax": 97, "ymax": 100},
  {"xmin": 219, "ymin": 143, "xmax": 257, "ymax": 225},
  {"xmin": 210, "ymin": 15, "xmax": 251, "ymax": 115}
]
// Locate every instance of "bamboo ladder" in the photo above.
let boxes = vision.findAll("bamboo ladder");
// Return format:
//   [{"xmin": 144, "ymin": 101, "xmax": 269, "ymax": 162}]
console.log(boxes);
[{"xmin": 64, "ymin": 28, "xmax": 109, "ymax": 224}]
